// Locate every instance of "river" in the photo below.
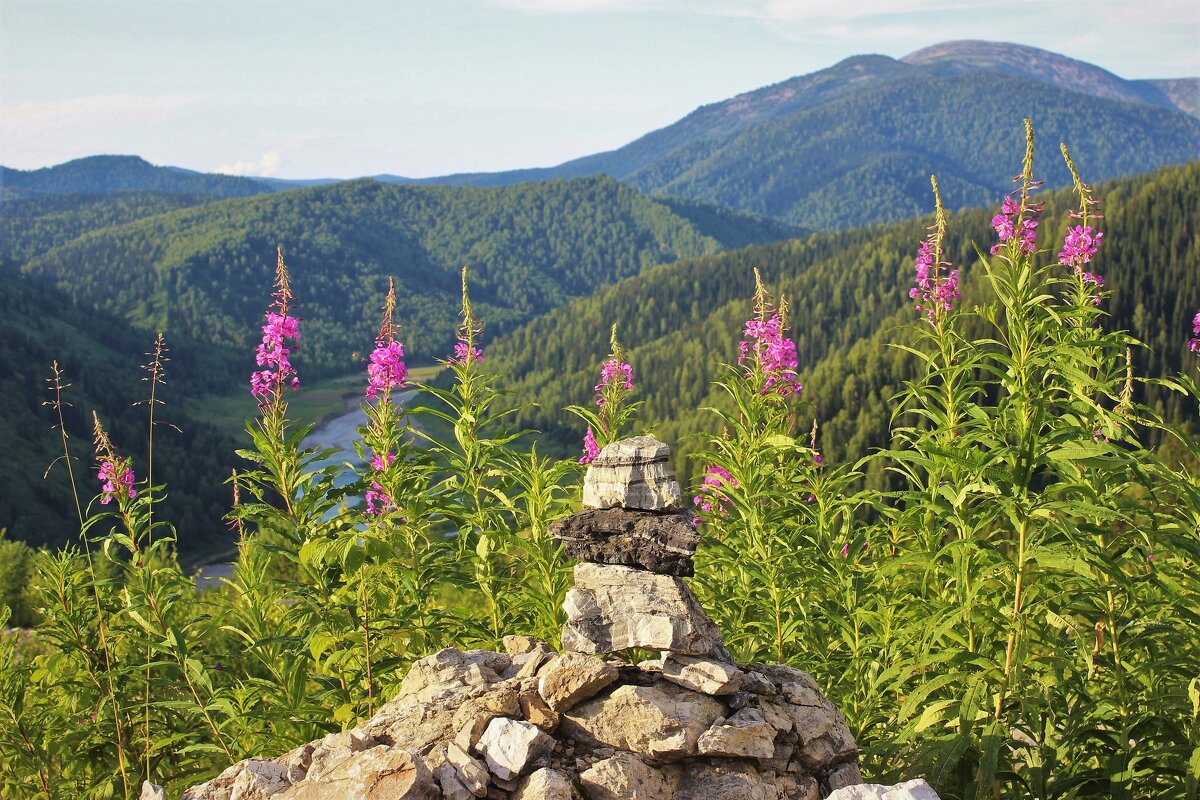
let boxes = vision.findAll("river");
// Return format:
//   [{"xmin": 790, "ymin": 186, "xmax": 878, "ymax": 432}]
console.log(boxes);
[{"xmin": 191, "ymin": 391, "xmax": 413, "ymax": 587}]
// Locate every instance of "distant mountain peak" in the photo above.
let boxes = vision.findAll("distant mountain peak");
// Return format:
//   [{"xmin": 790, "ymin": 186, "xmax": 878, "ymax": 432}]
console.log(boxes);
[{"xmin": 901, "ymin": 40, "xmax": 1185, "ymax": 111}]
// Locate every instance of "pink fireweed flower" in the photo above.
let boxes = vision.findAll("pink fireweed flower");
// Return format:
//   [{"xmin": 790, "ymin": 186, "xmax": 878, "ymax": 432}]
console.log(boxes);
[
  {"xmin": 364, "ymin": 483, "xmax": 394, "ymax": 516},
  {"xmin": 738, "ymin": 313, "xmax": 800, "ymax": 397},
  {"xmin": 364, "ymin": 451, "xmax": 396, "ymax": 515},
  {"xmin": 452, "ymin": 341, "xmax": 484, "ymax": 365},
  {"xmin": 693, "ymin": 464, "xmax": 737, "ymax": 518},
  {"xmin": 990, "ymin": 194, "xmax": 1040, "ymax": 256},
  {"xmin": 366, "ymin": 339, "xmax": 407, "ymax": 399},
  {"xmin": 579, "ymin": 427, "xmax": 600, "ymax": 465},
  {"xmin": 250, "ymin": 249, "xmax": 301, "ymax": 399},
  {"xmin": 97, "ymin": 459, "xmax": 136, "ymax": 505},
  {"xmin": 594, "ymin": 358, "xmax": 634, "ymax": 405},
  {"xmin": 909, "ymin": 241, "xmax": 960, "ymax": 320},
  {"xmin": 1058, "ymin": 225, "xmax": 1103, "ymax": 267},
  {"xmin": 1189, "ymin": 310, "xmax": 1200, "ymax": 354}
]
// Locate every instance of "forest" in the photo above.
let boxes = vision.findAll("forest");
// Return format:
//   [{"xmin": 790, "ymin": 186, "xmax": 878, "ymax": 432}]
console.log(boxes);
[{"xmin": 486, "ymin": 161, "xmax": 1200, "ymax": 482}]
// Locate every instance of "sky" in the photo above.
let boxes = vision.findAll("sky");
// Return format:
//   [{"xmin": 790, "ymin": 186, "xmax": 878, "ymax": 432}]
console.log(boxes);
[{"xmin": 2, "ymin": 0, "xmax": 1198, "ymax": 180}]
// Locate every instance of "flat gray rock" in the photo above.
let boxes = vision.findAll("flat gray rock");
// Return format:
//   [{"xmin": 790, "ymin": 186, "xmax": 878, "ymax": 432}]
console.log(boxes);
[{"xmin": 550, "ymin": 508, "xmax": 699, "ymax": 576}]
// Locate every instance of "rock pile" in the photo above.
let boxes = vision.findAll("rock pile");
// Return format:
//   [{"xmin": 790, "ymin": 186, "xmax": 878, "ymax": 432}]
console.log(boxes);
[
  {"xmin": 556, "ymin": 436, "xmax": 727, "ymax": 661},
  {"xmin": 170, "ymin": 436, "xmax": 936, "ymax": 800}
]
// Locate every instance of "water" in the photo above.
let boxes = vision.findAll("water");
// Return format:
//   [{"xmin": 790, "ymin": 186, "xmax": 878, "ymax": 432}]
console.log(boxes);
[{"xmin": 192, "ymin": 391, "xmax": 414, "ymax": 584}]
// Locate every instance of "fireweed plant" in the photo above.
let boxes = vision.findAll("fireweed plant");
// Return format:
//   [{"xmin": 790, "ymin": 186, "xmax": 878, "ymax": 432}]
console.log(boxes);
[{"xmin": 2, "ymin": 133, "xmax": 1199, "ymax": 799}]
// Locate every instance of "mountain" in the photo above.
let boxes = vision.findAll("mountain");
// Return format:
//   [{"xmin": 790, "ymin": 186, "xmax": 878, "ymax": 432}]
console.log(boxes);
[
  {"xmin": 0, "ymin": 266, "xmax": 243, "ymax": 554},
  {"xmin": 0, "ymin": 191, "xmax": 212, "ymax": 266},
  {"xmin": 0, "ymin": 155, "xmax": 272, "ymax": 198},
  {"xmin": 900, "ymin": 40, "xmax": 1190, "ymax": 110},
  {"xmin": 482, "ymin": 162, "xmax": 1200, "ymax": 478},
  {"xmin": 15, "ymin": 175, "xmax": 800, "ymax": 377},
  {"xmin": 402, "ymin": 42, "xmax": 1199, "ymax": 230}
]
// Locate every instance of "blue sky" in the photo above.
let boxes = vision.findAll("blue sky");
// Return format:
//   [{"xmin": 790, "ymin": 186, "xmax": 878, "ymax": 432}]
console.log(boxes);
[{"xmin": 2, "ymin": 0, "xmax": 1197, "ymax": 179}]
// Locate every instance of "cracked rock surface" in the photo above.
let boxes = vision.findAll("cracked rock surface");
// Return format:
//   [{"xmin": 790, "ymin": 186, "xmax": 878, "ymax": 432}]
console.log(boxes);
[{"xmin": 174, "ymin": 644, "xmax": 874, "ymax": 800}]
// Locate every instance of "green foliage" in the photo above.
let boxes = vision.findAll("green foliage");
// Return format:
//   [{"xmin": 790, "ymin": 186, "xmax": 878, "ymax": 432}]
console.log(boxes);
[
  {"xmin": 484, "ymin": 161, "xmax": 1200, "ymax": 486},
  {"xmin": 17, "ymin": 175, "xmax": 799, "ymax": 376},
  {"xmin": 0, "ymin": 267, "xmax": 243, "ymax": 554},
  {"xmin": 0, "ymin": 531, "xmax": 40, "ymax": 628}
]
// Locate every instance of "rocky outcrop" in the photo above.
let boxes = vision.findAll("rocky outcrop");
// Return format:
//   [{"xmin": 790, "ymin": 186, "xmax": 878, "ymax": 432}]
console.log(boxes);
[{"xmin": 177, "ymin": 645, "xmax": 864, "ymax": 800}]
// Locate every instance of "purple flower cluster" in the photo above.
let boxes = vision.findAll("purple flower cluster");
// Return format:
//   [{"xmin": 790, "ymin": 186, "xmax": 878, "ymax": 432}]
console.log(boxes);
[
  {"xmin": 250, "ymin": 311, "xmax": 301, "ymax": 398},
  {"xmin": 1190, "ymin": 310, "xmax": 1200, "ymax": 354},
  {"xmin": 693, "ymin": 464, "xmax": 737, "ymax": 524},
  {"xmin": 365, "ymin": 451, "xmax": 396, "ymax": 516},
  {"xmin": 738, "ymin": 314, "xmax": 800, "ymax": 397},
  {"xmin": 1058, "ymin": 224, "xmax": 1103, "ymax": 268},
  {"xmin": 909, "ymin": 240, "xmax": 961, "ymax": 320},
  {"xmin": 366, "ymin": 339, "xmax": 407, "ymax": 400},
  {"xmin": 990, "ymin": 196, "xmax": 1039, "ymax": 256},
  {"xmin": 579, "ymin": 427, "xmax": 600, "ymax": 465},
  {"xmin": 98, "ymin": 459, "xmax": 136, "ymax": 505},
  {"xmin": 452, "ymin": 341, "xmax": 484, "ymax": 366},
  {"xmin": 595, "ymin": 358, "xmax": 633, "ymax": 404}
]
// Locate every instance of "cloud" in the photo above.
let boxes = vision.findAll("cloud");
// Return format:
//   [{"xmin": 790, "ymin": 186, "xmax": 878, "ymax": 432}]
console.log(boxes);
[
  {"xmin": 215, "ymin": 151, "xmax": 282, "ymax": 177},
  {"xmin": 0, "ymin": 93, "xmax": 196, "ymax": 130}
]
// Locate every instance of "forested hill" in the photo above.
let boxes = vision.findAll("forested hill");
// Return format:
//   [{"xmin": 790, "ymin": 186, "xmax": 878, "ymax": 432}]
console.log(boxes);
[
  {"xmin": 0, "ymin": 191, "xmax": 212, "ymax": 265},
  {"xmin": 404, "ymin": 43, "xmax": 1200, "ymax": 230},
  {"xmin": 0, "ymin": 266, "xmax": 242, "ymax": 554},
  {"xmin": 0, "ymin": 155, "xmax": 271, "ymax": 198},
  {"xmin": 484, "ymin": 161, "xmax": 1200, "ymax": 479},
  {"xmin": 16, "ymin": 175, "xmax": 799, "ymax": 376}
]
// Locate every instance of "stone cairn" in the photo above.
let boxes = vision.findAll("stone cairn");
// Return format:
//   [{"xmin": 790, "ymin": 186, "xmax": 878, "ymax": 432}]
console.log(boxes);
[{"xmin": 172, "ymin": 436, "xmax": 938, "ymax": 800}]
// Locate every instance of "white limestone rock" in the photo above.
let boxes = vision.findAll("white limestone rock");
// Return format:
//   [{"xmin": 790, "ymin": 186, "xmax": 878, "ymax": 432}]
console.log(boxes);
[
  {"xmin": 561, "ymin": 563, "xmax": 728, "ymax": 660},
  {"xmin": 475, "ymin": 717, "xmax": 555, "ymax": 781},
  {"xmin": 582, "ymin": 436, "xmax": 683, "ymax": 512},
  {"xmin": 826, "ymin": 778, "xmax": 941, "ymax": 800},
  {"xmin": 661, "ymin": 652, "xmax": 744, "ymax": 695}
]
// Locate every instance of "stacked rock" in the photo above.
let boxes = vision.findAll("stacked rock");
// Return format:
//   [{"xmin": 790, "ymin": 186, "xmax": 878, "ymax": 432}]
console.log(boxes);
[{"xmin": 552, "ymin": 435, "xmax": 728, "ymax": 662}]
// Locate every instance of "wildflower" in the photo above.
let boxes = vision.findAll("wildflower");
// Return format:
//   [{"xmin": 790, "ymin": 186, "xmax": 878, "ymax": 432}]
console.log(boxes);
[
  {"xmin": 909, "ymin": 241, "xmax": 961, "ymax": 320},
  {"xmin": 452, "ymin": 266, "xmax": 485, "ymax": 366},
  {"xmin": 579, "ymin": 427, "xmax": 600, "ymax": 465},
  {"xmin": 1058, "ymin": 225, "xmax": 1103, "ymax": 267},
  {"xmin": 578, "ymin": 325, "xmax": 637, "ymax": 460},
  {"xmin": 365, "ymin": 278, "xmax": 408, "ymax": 400},
  {"xmin": 1189, "ymin": 310, "xmax": 1200, "ymax": 353},
  {"xmin": 452, "ymin": 341, "xmax": 484, "ymax": 365},
  {"xmin": 364, "ymin": 451, "xmax": 396, "ymax": 516},
  {"xmin": 739, "ymin": 274, "xmax": 801, "ymax": 397},
  {"xmin": 366, "ymin": 340, "xmax": 407, "ymax": 399},
  {"xmin": 693, "ymin": 464, "xmax": 737, "ymax": 518},
  {"xmin": 250, "ymin": 248, "xmax": 301, "ymax": 400},
  {"xmin": 991, "ymin": 122, "xmax": 1045, "ymax": 257},
  {"xmin": 370, "ymin": 451, "xmax": 395, "ymax": 471},
  {"xmin": 97, "ymin": 459, "xmax": 137, "ymax": 505},
  {"xmin": 92, "ymin": 414, "xmax": 136, "ymax": 505},
  {"xmin": 910, "ymin": 177, "xmax": 959, "ymax": 320},
  {"xmin": 990, "ymin": 193, "xmax": 1040, "ymax": 256},
  {"xmin": 595, "ymin": 357, "xmax": 634, "ymax": 404}
]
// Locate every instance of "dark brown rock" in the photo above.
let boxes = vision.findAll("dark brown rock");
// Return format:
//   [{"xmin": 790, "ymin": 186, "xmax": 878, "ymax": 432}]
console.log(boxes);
[{"xmin": 550, "ymin": 508, "xmax": 700, "ymax": 576}]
